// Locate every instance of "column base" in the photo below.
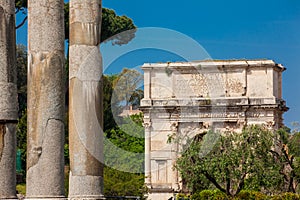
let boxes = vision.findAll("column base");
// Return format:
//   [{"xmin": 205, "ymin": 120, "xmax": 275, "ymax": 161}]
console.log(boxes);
[
  {"xmin": 147, "ymin": 192, "xmax": 174, "ymax": 200},
  {"xmin": 146, "ymin": 187, "xmax": 175, "ymax": 200},
  {"xmin": 68, "ymin": 195, "xmax": 105, "ymax": 200},
  {"xmin": 24, "ymin": 196, "xmax": 67, "ymax": 200},
  {"xmin": 68, "ymin": 172, "xmax": 104, "ymax": 200}
]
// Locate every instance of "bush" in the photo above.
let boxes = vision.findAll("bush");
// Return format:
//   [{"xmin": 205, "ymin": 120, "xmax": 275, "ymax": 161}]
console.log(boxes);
[
  {"xmin": 191, "ymin": 190, "xmax": 231, "ymax": 200},
  {"xmin": 191, "ymin": 190, "xmax": 300, "ymax": 200},
  {"xmin": 271, "ymin": 192, "xmax": 300, "ymax": 200},
  {"xmin": 192, "ymin": 190, "xmax": 214, "ymax": 200},
  {"xmin": 215, "ymin": 190, "xmax": 231, "ymax": 200},
  {"xmin": 235, "ymin": 190, "xmax": 267, "ymax": 200},
  {"xmin": 16, "ymin": 183, "xmax": 26, "ymax": 195},
  {"xmin": 176, "ymin": 193, "xmax": 191, "ymax": 200}
]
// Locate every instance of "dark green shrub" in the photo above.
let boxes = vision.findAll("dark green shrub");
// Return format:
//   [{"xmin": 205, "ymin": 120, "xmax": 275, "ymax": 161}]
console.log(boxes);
[
  {"xmin": 235, "ymin": 190, "xmax": 267, "ymax": 200},
  {"xmin": 191, "ymin": 192, "xmax": 200, "ymax": 200},
  {"xmin": 195, "ymin": 190, "xmax": 214, "ymax": 200},
  {"xmin": 191, "ymin": 190, "xmax": 231, "ymax": 200},
  {"xmin": 271, "ymin": 193, "xmax": 300, "ymax": 200},
  {"xmin": 213, "ymin": 190, "xmax": 231, "ymax": 200},
  {"xmin": 176, "ymin": 193, "xmax": 190, "ymax": 200}
]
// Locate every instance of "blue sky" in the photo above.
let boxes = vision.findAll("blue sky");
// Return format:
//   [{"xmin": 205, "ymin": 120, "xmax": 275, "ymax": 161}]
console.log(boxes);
[{"xmin": 16, "ymin": 0, "xmax": 300, "ymax": 127}]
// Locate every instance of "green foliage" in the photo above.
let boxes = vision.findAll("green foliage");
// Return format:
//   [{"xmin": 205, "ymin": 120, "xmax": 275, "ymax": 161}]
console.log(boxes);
[
  {"xmin": 101, "ymin": 8, "xmax": 137, "ymax": 45},
  {"xmin": 112, "ymin": 68, "xmax": 143, "ymax": 107},
  {"xmin": 288, "ymin": 132, "xmax": 300, "ymax": 157},
  {"xmin": 104, "ymin": 113, "xmax": 146, "ymax": 198},
  {"xmin": 103, "ymin": 70, "xmax": 143, "ymax": 131},
  {"xmin": 64, "ymin": 144, "xmax": 69, "ymax": 165},
  {"xmin": 276, "ymin": 129, "xmax": 300, "ymax": 193},
  {"xmin": 16, "ymin": 44, "xmax": 27, "ymax": 117},
  {"xmin": 64, "ymin": 2, "xmax": 70, "ymax": 41},
  {"xmin": 16, "ymin": 183, "xmax": 26, "ymax": 195},
  {"xmin": 107, "ymin": 113, "xmax": 144, "ymax": 153},
  {"xmin": 104, "ymin": 166, "xmax": 146, "ymax": 198},
  {"xmin": 271, "ymin": 193, "xmax": 300, "ymax": 200},
  {"xmin": 16, "ymin": 110, "xmax": 27, "ymax": 174},
  {"xmin": 104, "ymin": 114, "xmax": 144, "ymax": 172},
  {"xmin": 191, "ymin": 190, "xmax": 230, "ymax": 200},
  {"xmin": 64, "ymin": 166, "xmax": 70, "ymax": 196},
  {"xmin": 15, "ymin": 0, "xmax": 27, "ymax": 14},
  {"xmin": 175, "ymin": 125, "xmax": 284, "ymax": 196},
  {"xmin": 15, "ymin": 44, "xmax": 28, "ymax": 176},
  {"xmin": 176, "ymin": 126, "xmax": 300, "ymax": 196},
  {"xmin": 176, "ymin": 193, "xmax": 191, "ymax": 200},
  {"xmin": 191, "ymin": 190, "xmax": 300, "ymax": 200},
  {"xmin": 103, "ymin": 74, "xmax": 119, "ymax": 131},
  {"xmin": 191, "ymin": 190, "xmax": 213, "ymax": 200},
  {"xmin": 235, "ymin": 190, "xmax": 267, "ymax": 200}
]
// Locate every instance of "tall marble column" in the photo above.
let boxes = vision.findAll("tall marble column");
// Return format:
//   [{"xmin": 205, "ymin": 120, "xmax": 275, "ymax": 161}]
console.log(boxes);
[
  {"xmin": 0, "ymin": 1, "xmax": 18, "ymax": 199},
  {"xmin": 170, "ymin": 122, "xmax": 179, "ymax": 191},
  {"xmin": 143, "ymin": 121, "xmax": 151, "ymax": 187},
  {"xmin": 26, "ymin": 0, "xmax": 65, "ymax": 199},
  {"xmin": 68, "ymin": 0, "xmax": 104, "ymax": 199}
]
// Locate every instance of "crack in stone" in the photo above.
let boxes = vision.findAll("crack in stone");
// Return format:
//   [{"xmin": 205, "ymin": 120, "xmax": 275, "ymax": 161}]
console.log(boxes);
[
  {"xmin": 27, "ymin": 117, "xmax": 64, "ymax": 170},
  {"xmin": 0, "ymin": 124, "xmax": 5, "ymax": 162}
]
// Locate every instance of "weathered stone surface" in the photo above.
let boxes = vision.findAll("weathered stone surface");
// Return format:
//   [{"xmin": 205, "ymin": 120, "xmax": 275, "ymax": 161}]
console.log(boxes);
[
  {"xmin": 0, "ymin": 124, "xmax": 17, "ymax": 199},
  {"xmin": 0, "ymin": 1, "xmax": 18, "ymax": 121},
  {"xmin": 69, "ymin": 0, "xmax": 104, "ymax": 199},
  {"xmin": 0, "ymin": 1, "xmax": 18, "ymax": 199},
  {"xmin": 27, "ymin": 0, "xmax": 64, "ymax": 52},
  {"xmin": 26, "ymin": 0, "xmax": 65, "ymax": 198},
  {"xmin": 69, "ymin": 0, "xmax": 101, "ymax": 46},
  {"xmin": 68, "ymin": 172, "xmax": 104, "ymax": 199},
  {"xmin": 0, "ymin": 83, "xmax": 18, "ymax": 120},
  {"xmin": 140, "ymin": 59, "xmax": 288, "ymax": 200}
]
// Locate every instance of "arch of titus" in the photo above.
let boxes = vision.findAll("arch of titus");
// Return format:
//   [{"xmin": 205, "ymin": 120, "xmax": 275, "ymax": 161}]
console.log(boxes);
[{"xmin": 140, "ymin": 59, "xmax": 288, "ymax": 200}]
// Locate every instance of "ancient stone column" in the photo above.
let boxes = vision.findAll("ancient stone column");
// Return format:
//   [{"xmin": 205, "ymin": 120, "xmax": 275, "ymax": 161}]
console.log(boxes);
[
  {"xmin": 0, "ymin": 2, "xmax": 18, "ymax": 199},
  {"xmin": 26, "ymin": 0, "xmax": 65, "ymax": 199},
  {"xmin": 143, "ymin": 121, "xmax": 151, "ymax": 187},
  {"xmin": 69, "ymin": 0, "xmax": 104, "ymax": 199}
]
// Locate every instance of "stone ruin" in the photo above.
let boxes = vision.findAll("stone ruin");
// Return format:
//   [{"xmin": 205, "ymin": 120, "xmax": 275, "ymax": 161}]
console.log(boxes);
[
  {"xmin": 0, "ymin": 2, "xmax": 290, "ymax": 200},
  {"xmin": 140, "ymin": 59, "xmax": 288, "ymax": 200},
  {"xmin": 0, "ymin": 0, "xmax": 104, "ymax": 199}
]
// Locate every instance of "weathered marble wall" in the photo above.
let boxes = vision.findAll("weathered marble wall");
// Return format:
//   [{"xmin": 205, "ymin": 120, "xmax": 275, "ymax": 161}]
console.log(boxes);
[
  {"xmin": 140, "ymin": 59, "xmax": 288, "ymax": 200},
  {"xmin": 144, "ymin": 60, "xmax": 284, "ymax": 100}
]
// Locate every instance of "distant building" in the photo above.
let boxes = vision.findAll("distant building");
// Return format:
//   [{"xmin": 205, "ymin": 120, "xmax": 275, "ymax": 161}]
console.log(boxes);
[{"xmin": 119, "ymin": 105, "xmax": 142, "ymax": 117}]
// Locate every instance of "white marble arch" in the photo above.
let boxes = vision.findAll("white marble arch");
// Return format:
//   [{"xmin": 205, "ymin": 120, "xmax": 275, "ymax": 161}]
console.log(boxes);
[{"xmin": 140, "ymin": 59, "xmax": 288, "ymax": 200}]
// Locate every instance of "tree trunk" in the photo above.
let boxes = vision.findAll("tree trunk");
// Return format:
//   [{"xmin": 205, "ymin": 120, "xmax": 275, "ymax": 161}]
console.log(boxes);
[
  {"xmin": 26, "ymin": 0, "xmax": 66, "ymax": 198},
  {"xmin": 68, "ymin": 0, "xmax": 104, "ymax": 199},
  {"xmin": 0, "ymin": 1, "xmax": 18, "ymax": 199}
]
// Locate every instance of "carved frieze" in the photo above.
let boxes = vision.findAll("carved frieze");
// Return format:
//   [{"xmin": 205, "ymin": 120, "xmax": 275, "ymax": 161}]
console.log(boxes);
[{"xmin": 226, "ymin": 78, "xmax": 244, "ymax": 94}]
